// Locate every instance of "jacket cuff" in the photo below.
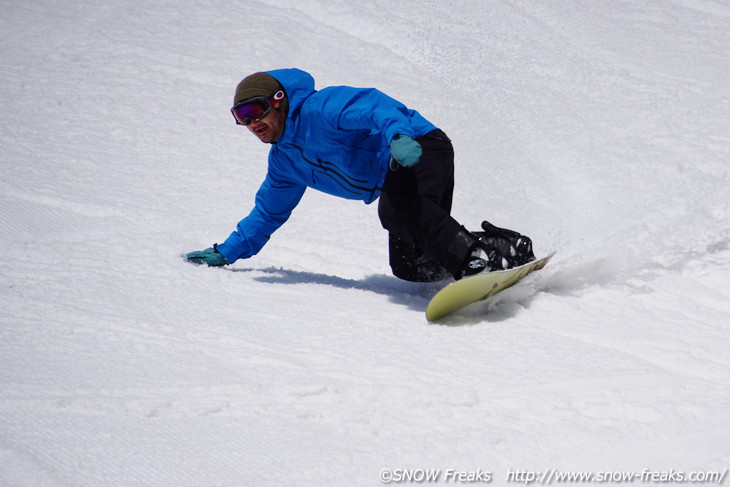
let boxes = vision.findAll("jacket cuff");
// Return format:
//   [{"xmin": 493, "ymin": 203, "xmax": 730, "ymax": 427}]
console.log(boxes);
[{"xmin": 214, "ymin": 241, "xmax": 238, "ymax": 264}]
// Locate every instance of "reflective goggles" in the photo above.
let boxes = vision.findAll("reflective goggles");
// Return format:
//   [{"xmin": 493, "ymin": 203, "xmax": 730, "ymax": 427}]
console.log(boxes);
[{"xmin": 230, "ymin": 90, "xmax": 285, "ymax": 125}]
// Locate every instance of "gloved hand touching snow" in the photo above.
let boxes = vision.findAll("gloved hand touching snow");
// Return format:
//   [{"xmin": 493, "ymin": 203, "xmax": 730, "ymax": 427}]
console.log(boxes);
[
  {"xmin": 389, "ymin": 134, "xmax": 422, "ymax": 167},
  {"xmin": 185, "ymin": 245, "xmax": 229, "ymax": 266}
]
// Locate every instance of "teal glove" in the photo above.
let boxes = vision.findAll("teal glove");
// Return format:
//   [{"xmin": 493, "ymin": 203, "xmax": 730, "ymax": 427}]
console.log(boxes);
[
  {"xmin": 185, "ymin": 245, "xmax": 229, "ymax": 266},
  {"xmin": 389, "ymin": 134, "xmax": 422, "ymax": 167}
]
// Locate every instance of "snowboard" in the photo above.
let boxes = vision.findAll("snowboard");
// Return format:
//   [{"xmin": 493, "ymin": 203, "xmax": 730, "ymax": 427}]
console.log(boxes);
[{"xmin": 426, "ymin": 254, "xmax": 554, "ymax": 322}]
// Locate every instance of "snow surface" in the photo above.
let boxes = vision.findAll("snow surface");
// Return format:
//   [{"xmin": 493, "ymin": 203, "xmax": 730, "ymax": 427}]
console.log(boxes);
[{"xmin": 2, "ymin": 0, "xmax": 730, "ymax": 485}]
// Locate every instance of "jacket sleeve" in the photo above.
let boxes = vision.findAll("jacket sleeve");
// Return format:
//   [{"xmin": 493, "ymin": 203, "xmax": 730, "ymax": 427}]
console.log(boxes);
[
  {"xmin": 215, "ymin": 171, "xmax": 306, "ymax": 263},
  {"xmin": 318, "ymin": 87, "xmax": 429, "ymax": 143}
]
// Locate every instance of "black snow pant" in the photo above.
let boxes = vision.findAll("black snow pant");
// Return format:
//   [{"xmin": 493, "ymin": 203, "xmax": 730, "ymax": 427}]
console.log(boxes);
[{"xmin": 378, "ymin": 129, "xmax": 465, "ymax": 282}]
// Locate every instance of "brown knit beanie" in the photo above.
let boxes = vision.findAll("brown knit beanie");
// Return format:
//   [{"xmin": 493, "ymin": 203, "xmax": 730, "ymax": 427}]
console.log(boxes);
[{"xmin": 233, "ymin": 72, "xmax": 288, "ymax": 113}]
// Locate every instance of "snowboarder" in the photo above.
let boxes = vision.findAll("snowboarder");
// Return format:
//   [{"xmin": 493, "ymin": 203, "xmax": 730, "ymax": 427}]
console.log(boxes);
[{"xmin": 185, "ymin": 68, "xmax": 534, "ymax": 281}]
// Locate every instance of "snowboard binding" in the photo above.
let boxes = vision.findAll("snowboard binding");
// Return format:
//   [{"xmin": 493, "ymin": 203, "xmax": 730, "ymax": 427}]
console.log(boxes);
[{"xmin": 472, "ymin": 220, "xmax": 536, "ymax": 269}]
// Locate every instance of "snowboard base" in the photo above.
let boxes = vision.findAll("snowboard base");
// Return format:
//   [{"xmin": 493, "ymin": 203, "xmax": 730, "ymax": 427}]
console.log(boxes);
[{"xmin": 426, "ymin": 254, "xmax": 554, "ymax": 322}]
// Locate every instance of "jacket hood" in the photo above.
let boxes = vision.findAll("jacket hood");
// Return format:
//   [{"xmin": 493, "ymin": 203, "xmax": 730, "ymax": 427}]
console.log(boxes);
[{"xmin": 265, "ymin": 68, "xmax": 315, "ymax": 119}]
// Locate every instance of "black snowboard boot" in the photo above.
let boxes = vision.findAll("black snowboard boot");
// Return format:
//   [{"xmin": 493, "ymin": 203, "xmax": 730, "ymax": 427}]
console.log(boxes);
[
  {"xmin": 473, "ymin": 220, "xmax": 535, "ymax": 267},
  {"xmin": 447, "ymin": 228, "xmax": 510, "ymax": 280}
]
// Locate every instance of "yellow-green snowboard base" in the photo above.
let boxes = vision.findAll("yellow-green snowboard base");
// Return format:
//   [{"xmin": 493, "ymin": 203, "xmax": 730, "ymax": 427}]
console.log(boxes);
[{"xmin": 426, "ymin": 254, "xmax": 554, "ymax": 322}]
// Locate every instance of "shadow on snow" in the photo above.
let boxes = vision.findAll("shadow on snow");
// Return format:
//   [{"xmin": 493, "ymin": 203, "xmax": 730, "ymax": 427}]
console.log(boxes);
[{"xmin": 229, "ymin": 266, "xmax": 443, "ymax": 313}]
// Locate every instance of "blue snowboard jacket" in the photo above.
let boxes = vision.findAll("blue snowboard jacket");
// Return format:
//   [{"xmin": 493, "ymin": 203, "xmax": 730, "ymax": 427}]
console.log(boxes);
[{"xmin": 216, "ymin": 68, "xmax": 437, "ymax": 263}]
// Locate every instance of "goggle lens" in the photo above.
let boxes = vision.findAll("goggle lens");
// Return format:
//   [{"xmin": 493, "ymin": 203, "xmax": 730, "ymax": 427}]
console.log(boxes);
[
  {"xmin": 231, "ymin": 99, "xmax": 269, "ymax": 125},
  {"xmin": 231, "ymin": 90, "xmax": 285, "ymax": 126}
]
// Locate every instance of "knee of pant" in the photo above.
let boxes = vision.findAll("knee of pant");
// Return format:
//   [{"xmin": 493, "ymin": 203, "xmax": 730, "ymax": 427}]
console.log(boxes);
[
  {"xmin": 390, "ymin": 255, "xmax": 449, "ymax": 282},
  {"xmin": 388, "ymin": 237, "xmax": 448, "ymax": 282}
]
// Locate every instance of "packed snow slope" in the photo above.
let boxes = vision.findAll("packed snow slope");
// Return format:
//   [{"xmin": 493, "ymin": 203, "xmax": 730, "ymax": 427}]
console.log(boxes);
[{"xmin": 2, "ymin": 1, "xmax": 729, "ymax": 485}]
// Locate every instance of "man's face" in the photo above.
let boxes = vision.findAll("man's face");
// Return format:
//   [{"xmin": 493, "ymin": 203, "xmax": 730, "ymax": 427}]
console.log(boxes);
[{"xmin": 247, "ymin": 106, "xmax": 287, "ymax": 144}]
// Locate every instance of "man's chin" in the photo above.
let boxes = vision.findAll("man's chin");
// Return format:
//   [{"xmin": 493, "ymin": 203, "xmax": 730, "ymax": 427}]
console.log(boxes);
[
  {"xmin": 258, "ymin": 131, "xmax": 281, "ymax": 144},
  {"xmin": 258, "ymin": 134, "xmax": 275, "ymax": 143}
]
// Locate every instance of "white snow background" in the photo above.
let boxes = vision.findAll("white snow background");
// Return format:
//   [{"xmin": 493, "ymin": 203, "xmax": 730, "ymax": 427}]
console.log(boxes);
[{"xmin": 2, "ymin": 0, "xmax": 729, "ymax": 485}]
